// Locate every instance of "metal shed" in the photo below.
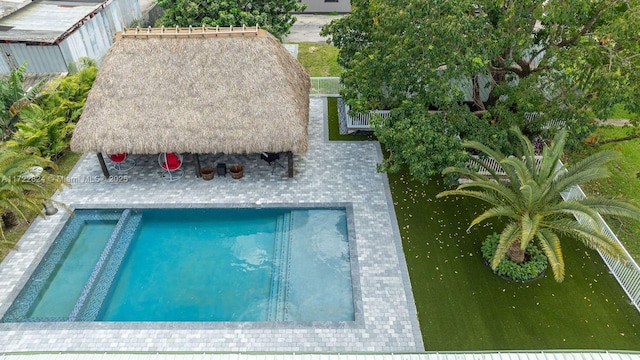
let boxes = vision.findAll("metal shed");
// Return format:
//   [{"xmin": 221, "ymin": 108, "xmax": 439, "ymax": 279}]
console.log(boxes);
[{"xmin": 0, "ymin": 0, "xmax": 141, "ymax": 73}]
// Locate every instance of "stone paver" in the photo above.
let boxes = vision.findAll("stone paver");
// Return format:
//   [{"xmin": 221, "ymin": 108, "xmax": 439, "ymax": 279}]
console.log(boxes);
[{"xmin": 0, "ymin": 98, "xmax": 423, "ymax": 352}]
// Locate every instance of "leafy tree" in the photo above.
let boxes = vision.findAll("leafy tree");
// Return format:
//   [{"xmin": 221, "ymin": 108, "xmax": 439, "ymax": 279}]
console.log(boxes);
[
  {"xmin": 0, "ymin": 149, "xmax": 65, "ymax": 240},
  {"xmin": 0, "ymin": 63, "xmax": 46, "ymax": 137},
  {"xmin": 437, "ymin": 127, "xmax": 640, "ymax": 282},
  {"xmin": 322, "ymin": 0, "xmax": 640, "ymax": 182},
  {"xmin": 157, "ymin": 0, "xmax": 305, "ymax": 40}
]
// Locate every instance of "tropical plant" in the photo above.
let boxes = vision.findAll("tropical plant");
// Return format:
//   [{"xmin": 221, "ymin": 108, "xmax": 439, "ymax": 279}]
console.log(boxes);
[
  {"xmin": 0, "ymin": 149, "xmax": 65, "ymax": 240},
  {"xmin": 156, "ymin": 0, "xmax": 305, "ymax": 40},
  {"xmin": 37, "ymin": 59, "xmax": 97, "ymax": 123},
  {"xmin": 4, "ymin": 59, "xmax": 97, "ymax": 159},
  {"xmin": 322, "ymin": 0, "xmax": 640, "ymax": 183},
  {"xmin": 437, "ymin": 127, "xmax": 640, "ymax": 282},
  {"xmin": 0, "ymin": 63, "xmax": 47, "ymax": 137},
  {"xmin": 5, "ymin": 104, "xmax": 75, "ymax": 159}
]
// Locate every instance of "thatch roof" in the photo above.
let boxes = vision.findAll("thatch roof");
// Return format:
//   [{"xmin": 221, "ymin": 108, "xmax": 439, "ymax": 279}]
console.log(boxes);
[{"xmin": 70, "ymin": 27, "xmax": 310, "ymax": 155}]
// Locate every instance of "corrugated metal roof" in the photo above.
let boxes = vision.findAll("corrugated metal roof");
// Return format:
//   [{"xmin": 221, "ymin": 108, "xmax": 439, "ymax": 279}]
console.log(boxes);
[
  {"xmin": 0, "ymin": 0, "xmax": 31, "ymax": 19},
  {"xmin": 0, "ymin": 0, "xmax": 105, "ymax": 43}
]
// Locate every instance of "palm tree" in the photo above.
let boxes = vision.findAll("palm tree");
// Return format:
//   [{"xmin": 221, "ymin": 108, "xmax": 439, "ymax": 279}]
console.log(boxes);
[
  {"xmin": 437, "ymin": 127, "xmax": 640, "ymax": 282},
  {"xmin": 0, "ymin": 148, "xmax": 64, "ymax": 240}
]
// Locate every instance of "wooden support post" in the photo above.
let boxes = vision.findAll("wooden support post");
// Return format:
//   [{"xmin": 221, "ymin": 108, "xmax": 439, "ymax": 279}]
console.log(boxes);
[
  {"xmin": 193, "ymin": 153, "xmax": 202, "ymax": 177},
  {"xmin": 97, "ymin": 152, "xmax": 110, "ymax": 178},
  {"xmin": 287, "ymin": 151, "xmax": 294, "ymax": 178}
]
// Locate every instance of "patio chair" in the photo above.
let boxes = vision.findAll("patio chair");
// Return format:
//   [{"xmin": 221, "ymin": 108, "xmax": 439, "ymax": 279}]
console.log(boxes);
[
  {"xmin": 159, "ymin": 152, "xmax": 184, "ymax": 181},
  {"xmin": 109, "ymin": 153, "xmax": 135, "ymax": 172},
  {"xmin": 261, "ymin": 152, "xmax": 284, "ymax": 173}
]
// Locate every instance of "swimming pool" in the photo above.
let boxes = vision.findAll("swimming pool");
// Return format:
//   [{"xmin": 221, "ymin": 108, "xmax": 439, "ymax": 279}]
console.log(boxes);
[{"xmin": 2, "ymin": 207, "xmax": 355, "ymax": 323}]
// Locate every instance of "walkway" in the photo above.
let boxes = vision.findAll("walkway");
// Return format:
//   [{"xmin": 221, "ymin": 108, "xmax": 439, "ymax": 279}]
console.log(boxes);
[
  {"xmin": 283, "ymin": 14, "xmax": 342, "ymax": 43},
  {"xmin": 0, "ymin": 98, "xmax": 422, "ymax": 352}
]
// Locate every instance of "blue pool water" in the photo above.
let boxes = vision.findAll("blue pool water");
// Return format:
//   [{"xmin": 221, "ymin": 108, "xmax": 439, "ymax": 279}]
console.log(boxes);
[
  {"xmin": 2, "ymin": 208, "xmax": 354, "ymax": 323},
  {"xmin": 30, "ymin": 221, "xmax": 116, "ymax": 319}
]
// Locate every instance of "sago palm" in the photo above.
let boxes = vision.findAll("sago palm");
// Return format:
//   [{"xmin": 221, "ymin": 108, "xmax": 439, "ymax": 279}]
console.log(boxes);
[{"xmin": 437, "ymin": 127, "xmax": 640, "ymax": 282}]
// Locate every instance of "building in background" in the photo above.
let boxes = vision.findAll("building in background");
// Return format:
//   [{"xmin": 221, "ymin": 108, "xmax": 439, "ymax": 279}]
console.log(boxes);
[
  {"xmin": 0, "ymin": 0, "xmax": 141, "ymax": 73},
  {"xmin": 299, "ymin": 0, "xmax": 350, "ymax": 13}
]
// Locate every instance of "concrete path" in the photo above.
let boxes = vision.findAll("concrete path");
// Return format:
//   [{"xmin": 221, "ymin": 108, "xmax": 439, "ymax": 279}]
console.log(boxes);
[
  {"xmin": 284, "ymin": 14, "xmax": 343, "ymax": 43},
  {"xmin": 599, "ymin": 119, "xmax": 632, "ymax": 126}
]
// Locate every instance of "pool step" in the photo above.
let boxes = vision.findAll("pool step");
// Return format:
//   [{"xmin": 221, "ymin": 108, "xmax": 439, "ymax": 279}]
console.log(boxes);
[
  {"xmin": 2, "ymin": 210, "xmax": 123, "ymax": 323},
  {"xmin": 69, "ymin": 209, "xmax": 143, "ymax": 321},
  {"xmin": 267, "ymin": 212, "xmax": 293, "ymax": 321}
]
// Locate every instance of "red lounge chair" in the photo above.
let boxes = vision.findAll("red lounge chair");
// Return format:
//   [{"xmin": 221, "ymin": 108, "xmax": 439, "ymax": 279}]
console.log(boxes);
[
  {"xmin": 108, "ymin": 152, "xmax": 135, "ymax": 172},
  {"xmin": 159, "ymin": 152, "xmax": 184, "ymax": 181}
]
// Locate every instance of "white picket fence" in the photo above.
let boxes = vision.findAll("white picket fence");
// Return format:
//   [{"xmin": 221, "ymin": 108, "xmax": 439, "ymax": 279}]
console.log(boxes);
[
  {"xmin": 467, "ymin": 156, "xmax": 640, "ymax": 312},
  {"xmin": 558, "ymin": 174, "xmax": 640, "ymax": 312},
  {"xmin": 344, "ymin": 104, "xmax": 391, "ymax": 132}
]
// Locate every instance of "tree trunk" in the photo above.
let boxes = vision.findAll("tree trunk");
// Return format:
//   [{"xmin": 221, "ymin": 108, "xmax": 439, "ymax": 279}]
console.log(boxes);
[{"xmin": 506, "ymin": 239, "xmax": 526, "ymax": 264}]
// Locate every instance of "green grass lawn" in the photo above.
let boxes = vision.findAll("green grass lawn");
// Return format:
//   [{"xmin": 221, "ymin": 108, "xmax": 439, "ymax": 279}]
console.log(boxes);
[
  {"xmin": 611, "ymin": 104, "xmax": 638, "ymax": 119},
  {"xmin": 567, "ymin": 126, "xmax": 640, "ymax": 262},
  {"xmin": 327, "ymin": 97, "xmax": 374, "ymax": 141},
  {"xmin": 389, "ymin": 172, "xmax": 640, "ymax": 350},
  {"xmin": 296, "ymin": 43, "xmax": 343, "ymax": 77}
]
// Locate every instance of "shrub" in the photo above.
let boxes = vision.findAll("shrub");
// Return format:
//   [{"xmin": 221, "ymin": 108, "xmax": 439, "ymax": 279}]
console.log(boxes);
[{"xmin": 481, "ymin": 233, "xmax": 548, "ymax": 282}]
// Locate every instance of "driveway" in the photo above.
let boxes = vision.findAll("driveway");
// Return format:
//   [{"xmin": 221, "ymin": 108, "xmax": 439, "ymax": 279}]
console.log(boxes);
[{"xmin": 284, "ymin": 14, "xmax": 344, "ymax": 43}]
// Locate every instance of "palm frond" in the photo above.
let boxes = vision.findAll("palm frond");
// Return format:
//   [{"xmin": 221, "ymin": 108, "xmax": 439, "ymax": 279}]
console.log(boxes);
[
  {"xmin": 510, "ymin": 126, "xmax": 539, "ymax": 177},
  {"xmin": 577, "ymin": 198, "xmax": 640, "ymax": 220},
  {"xmin": 24, "ymin": 78, "xmax": 47, "ymax": 101},
  {"xmin": 437, "ymin": 188, "xmax": 514, "ymax": 208},
  {"xmin": 554, "ymin": 150, "xmax": 618, "ymax": 191},
  {"xmin": 536, "ymin": 130, "xmax": 565, "ymax": 183},
  {"xmin": 548, "ymin": 200, "xmax": 608, "ymax": 223},
  {"xmin": 501, "ymin": 156, "xmax": 534, "ymax": 187},
  {"xmin": 492, "ymin": 223, "xmax": 520, "ymax": 269},
  {"xmin": 469, "ymin": 205, "xmax": 517, "ymax": 230},
  {"xmin": 536, "ymin": 228, "xmax": 565, "ymax": 281},
  {"xmin": 520, "ymin": 213, "xmax": 543, "ymax": 249},
  {"xmin": 570, "ymin": 227, "xmax": 627, "ymax": 261}
]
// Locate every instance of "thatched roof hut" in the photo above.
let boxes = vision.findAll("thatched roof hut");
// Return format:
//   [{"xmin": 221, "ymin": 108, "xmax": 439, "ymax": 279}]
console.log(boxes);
[{"xmin": 71, "ymin": 27, "xmax": 310, "ymax": 157}]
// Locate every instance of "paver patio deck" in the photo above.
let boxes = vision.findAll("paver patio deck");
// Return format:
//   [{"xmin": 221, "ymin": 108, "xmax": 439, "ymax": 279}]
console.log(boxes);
[{"xmin": 0, "ymin": 98, "xmax": 423, "ymax": 352}]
